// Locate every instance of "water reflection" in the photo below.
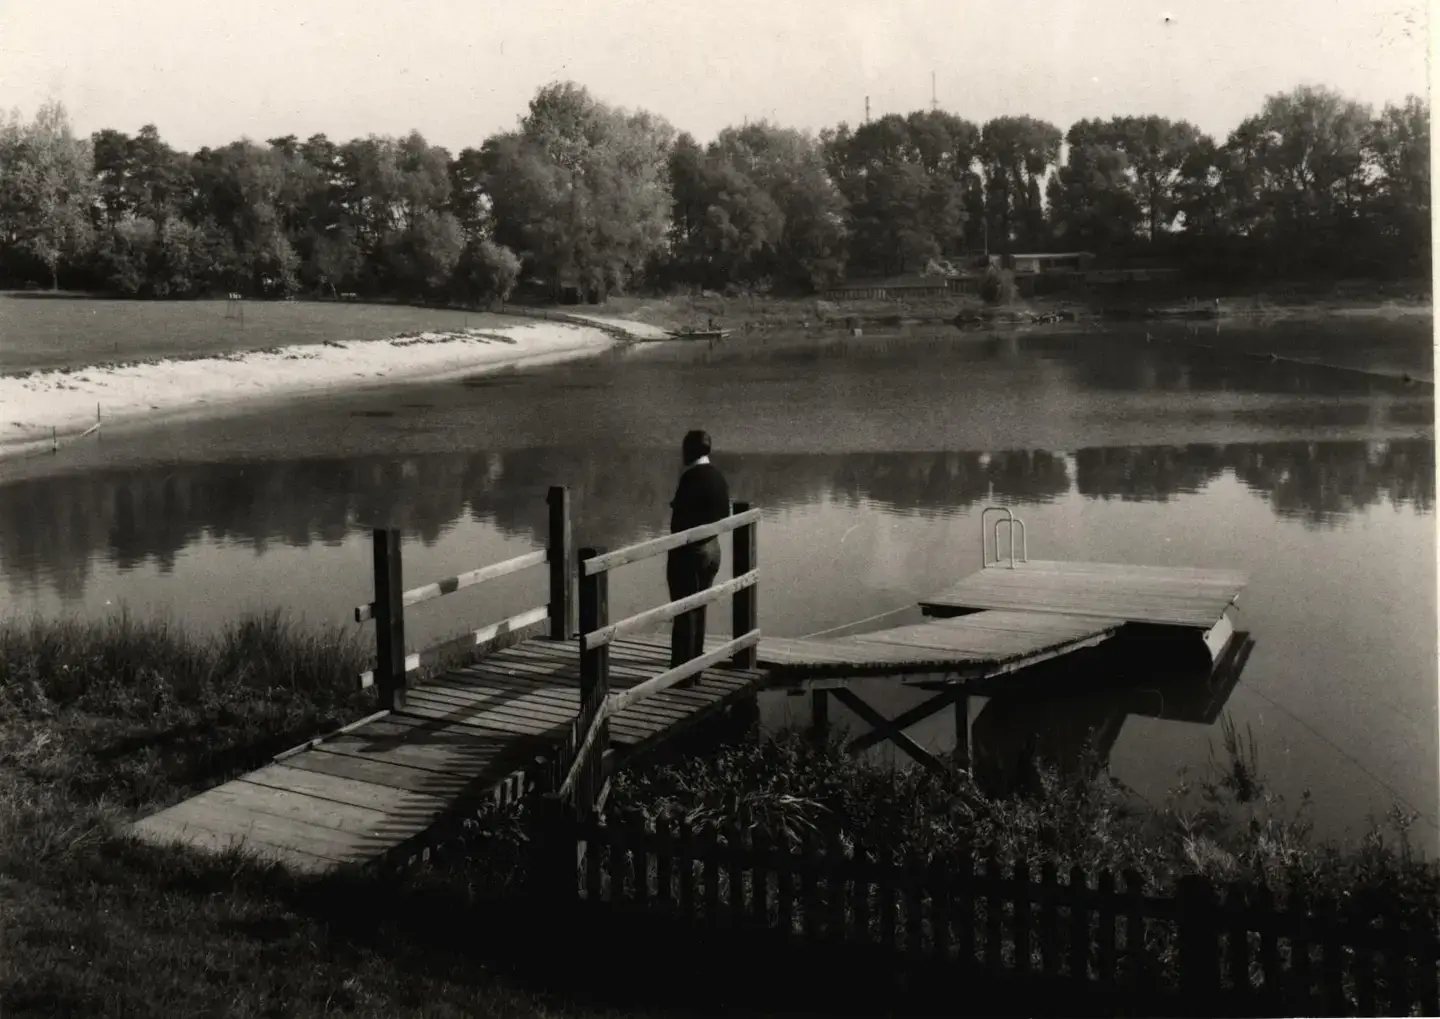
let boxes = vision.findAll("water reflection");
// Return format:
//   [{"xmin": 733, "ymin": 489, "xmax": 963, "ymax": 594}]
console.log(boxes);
[
  {"xmin": 0, "ymin": 439, "xmax": 1430, "ymax": 604},
  {"xmin": 971, "ymin": 633, "xmax": 1256, "ymax": 799}
]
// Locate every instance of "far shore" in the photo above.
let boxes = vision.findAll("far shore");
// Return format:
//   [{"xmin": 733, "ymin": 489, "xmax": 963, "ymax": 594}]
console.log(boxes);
[
  {"xmin": 580, "ymin": 284, "xmax": 1434, "ymax": 334},
  {"xmin": 0, "ymin": 319, "xmax": 624, "ymax": 460}
]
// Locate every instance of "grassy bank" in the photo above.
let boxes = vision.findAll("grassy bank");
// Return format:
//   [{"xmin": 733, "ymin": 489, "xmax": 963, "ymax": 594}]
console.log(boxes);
[
  {"xmin": 0, "ymin": 611, "xmax": 654, "ymax": 1018},
  {"xmin": 0, "ymin": 292, "xmax": 518, "ymax": 376},
  {"xmin": 1, "ymin": 611, "xmax": 1434, "ymax": 1016},
  {"xmin": 608, "ymin": 725, "xmax": 1437, "ymax": 919},
  {"xmin": 583, "ymin": 279, "xmax": 1432, "ymax": 334}
]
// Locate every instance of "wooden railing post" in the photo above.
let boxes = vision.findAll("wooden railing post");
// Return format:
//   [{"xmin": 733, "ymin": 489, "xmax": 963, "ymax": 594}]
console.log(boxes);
[
  {"xmin": 577, "ymin": 546, "xmax": 609, "ymax": 819},
  {"xmin": 547, "ymin": 485, "xmax": 574, "ymax": 639},
  {"xmin": 371, "ymin": 528, "xmax": 406, "ymax": 711},
  {"xmin": 1178, "ymin": 875, "xmax": 1221, "ymax": 1005},
  {"xmin": 731, "ymin": 501, "xmax": 758, "ymax": 669},
  {"xmin": 955, "ymin": 691, "xmax": 971, "ymax": 772}
]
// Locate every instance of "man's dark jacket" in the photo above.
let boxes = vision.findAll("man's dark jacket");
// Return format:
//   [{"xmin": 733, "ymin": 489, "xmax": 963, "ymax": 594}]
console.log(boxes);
[{"xmin": 669, "ymin": 462, "xmax": 730, "ymax": 570}]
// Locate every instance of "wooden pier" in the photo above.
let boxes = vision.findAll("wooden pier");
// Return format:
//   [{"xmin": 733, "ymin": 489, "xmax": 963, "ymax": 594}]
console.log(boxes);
[{"xmin": 128, "ymin": 498, "xmax": 1250, "ymax": 874}]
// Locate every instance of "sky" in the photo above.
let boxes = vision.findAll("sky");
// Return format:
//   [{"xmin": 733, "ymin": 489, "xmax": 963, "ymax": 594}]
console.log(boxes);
[{"xmin": 0, "ymin": 0, "xmax": 1431, "ymax": 153}]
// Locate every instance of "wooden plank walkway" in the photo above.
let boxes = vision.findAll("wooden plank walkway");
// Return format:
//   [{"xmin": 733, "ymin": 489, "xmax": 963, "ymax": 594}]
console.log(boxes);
[
  {"xmin": 128, "ymin": 636, "xmax": 766, "ymax": 874},
  {"xmin": 701, "ymin": 610, "xmax": 1125, "ymax": 681},
  {"xmin": 128, "ymin": 561, "xmax": 1248, "ymax": 875},
  {"xmin": 918, "ymin": 560, "xmax": 1247, "ymax": 629}
]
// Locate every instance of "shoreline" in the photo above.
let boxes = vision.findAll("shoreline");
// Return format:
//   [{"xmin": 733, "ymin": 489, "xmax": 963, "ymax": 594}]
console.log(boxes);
[
  {"xmin": 583, "ymin": 291, "xmax": 1434, "ymax": 334},
  {"xmin": 0, "ymin": 320, "xmax": 620, "ymax": 460}
]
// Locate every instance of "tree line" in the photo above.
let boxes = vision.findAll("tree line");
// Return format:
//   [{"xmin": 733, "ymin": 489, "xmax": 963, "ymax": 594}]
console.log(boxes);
[{"xmin": 0, "ymin": 80, "xmax": 1428, "ymax": 302}]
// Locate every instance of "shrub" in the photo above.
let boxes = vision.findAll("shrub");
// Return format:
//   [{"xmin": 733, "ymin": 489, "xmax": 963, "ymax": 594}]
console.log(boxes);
[
  {"xmin": 980, "ymin": 264, "xmax": 1016, "ymax": 305},
  {"xmin": 452, "ymin": 238, "xmax": 522, "ymax": 307}
]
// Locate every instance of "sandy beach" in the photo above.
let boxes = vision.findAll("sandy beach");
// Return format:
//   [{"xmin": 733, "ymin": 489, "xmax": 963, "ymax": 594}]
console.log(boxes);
[{"xmin": 0, "ymin": 320, "xmax": 618, "ymax": 458}]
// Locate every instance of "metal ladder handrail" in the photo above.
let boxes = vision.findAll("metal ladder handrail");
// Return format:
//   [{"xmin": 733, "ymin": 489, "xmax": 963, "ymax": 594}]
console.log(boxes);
[{"xmin": 980, "ymin": 505, "xmax": 1029, "ymax": 569}]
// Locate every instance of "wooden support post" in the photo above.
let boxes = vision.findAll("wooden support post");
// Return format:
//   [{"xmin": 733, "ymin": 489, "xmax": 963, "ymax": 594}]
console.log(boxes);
[
  {"xmin": 546, "ymin": 485, "xmax": 574, "ymax": 639},
  {"xmin": 577, "ymin": 546, "xmax": 609, "ymax": 820},
  {"xmin": 811, "ymin": 689, "xmax": 829, "ymax": 739},
  {"xmin": 954, "ymin": 689, "xmax": 971, "ymax": 772},
  {"xmin": 371, "ymin": 528, "xmax": 407, "ymax": 711},
  {"xmin": 731, "ymin": 501, "xmax": 758, "ymax": 669}
]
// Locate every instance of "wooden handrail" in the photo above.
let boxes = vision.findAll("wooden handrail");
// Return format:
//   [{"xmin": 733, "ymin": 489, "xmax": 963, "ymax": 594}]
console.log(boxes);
[
  {"xmin": 357, "ymin": 604, "xmax": 549, "ymax": 688},
  {"xmin": 354, "ymin": 548, "xmax": 547, "ymax": 623},
  {"xmin": 555, "ymin": 699, "xmax": 612, "ymax": 802},
  {"xmin": 559, "ymin": 629, "xmax": 761, "ymax": 802},
  {"xmin": 582, "ymin": 569, "xmax": 758, "ymax": 650},
  {"xmin": 607, "ymin": 629, "xmax": 760, "ymax": 715},
  {"xmin": 581, "ymin": 508, "xmax": 762, "ymax": 576}
]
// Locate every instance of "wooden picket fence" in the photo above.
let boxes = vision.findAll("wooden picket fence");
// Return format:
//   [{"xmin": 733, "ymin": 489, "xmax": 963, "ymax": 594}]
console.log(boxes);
[{"xmin": 544, "ymin": 817, "xmax": 1439, "ymax": 1017}]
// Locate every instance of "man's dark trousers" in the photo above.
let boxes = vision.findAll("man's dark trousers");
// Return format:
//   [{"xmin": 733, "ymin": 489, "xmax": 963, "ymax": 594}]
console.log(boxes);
[{"xmin": 668, "ymin": 537, "xmax": 722, "ymax": 668}]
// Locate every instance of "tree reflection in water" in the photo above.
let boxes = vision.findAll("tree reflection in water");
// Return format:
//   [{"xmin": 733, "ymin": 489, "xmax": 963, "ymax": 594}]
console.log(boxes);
[{"xmin": 0, "ymin": 439, "xmax": 1430, "ymax": 602}]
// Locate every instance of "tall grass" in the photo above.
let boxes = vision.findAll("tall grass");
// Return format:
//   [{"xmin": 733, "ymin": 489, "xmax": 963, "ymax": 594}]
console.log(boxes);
[
  {"xmin": 606, "ymin": 724, "xmax": 1438, "ymax": 929},
  {"xmin": 0, "ymin": 608, "xmax": 374, "ymax": 810}
]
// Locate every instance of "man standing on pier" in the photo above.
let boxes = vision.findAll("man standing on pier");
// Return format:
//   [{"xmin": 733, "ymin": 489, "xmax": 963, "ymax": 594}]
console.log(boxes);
[{"xmin": 668, "ymin": 429, "xmax": 730, "ymax": 671}]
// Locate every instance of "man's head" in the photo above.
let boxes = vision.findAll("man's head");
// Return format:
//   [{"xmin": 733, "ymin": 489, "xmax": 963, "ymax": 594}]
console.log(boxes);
[{"xmin": 681, "ymin": 429, "xmax": 711, "ymax": 466}]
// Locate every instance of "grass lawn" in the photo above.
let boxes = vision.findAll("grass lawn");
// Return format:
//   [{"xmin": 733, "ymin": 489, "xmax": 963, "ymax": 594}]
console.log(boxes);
[
  {"xmin": 0, "ymin": 611, "xmax": 679, "ymax": 1019},
  {"xmin": 0, "ymin": 293, "xmax": 513, "ymax": 375}
]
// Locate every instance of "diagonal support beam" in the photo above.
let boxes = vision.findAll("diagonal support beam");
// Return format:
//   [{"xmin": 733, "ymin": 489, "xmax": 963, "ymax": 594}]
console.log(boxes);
[
  {"xmin": 843, "ymin": 684, "xmax": 966, "ymax": 756},
  {"xmin": 829, "ymin": 687, "xmax": 951, "ymax": 775}
]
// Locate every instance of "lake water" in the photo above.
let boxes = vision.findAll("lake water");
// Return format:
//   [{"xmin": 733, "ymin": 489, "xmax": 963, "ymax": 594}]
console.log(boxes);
[{"xmin": 0, "ymin": 318, "xmax": 1434, "ymax": 850}]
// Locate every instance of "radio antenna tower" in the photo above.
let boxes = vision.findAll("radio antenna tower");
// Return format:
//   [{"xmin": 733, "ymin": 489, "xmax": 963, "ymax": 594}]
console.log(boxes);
[{"xmin": 931, "ymin": 71, "xmax": 938, "ymax": 111}]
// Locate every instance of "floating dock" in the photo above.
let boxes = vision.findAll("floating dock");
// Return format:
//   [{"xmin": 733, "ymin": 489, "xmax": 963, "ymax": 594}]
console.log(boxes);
[
  {"xmin": 918, "ymin": 559, "xmax": 1245, "ymax": 666},
  {"xmin": 126, "ymin": 499, "xmax": 1250, "ymax": 875}
]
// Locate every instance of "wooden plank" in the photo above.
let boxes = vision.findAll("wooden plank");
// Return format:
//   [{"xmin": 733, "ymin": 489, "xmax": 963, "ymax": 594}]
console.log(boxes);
[
  {"xmin": 402, "ymin": 700, "xmax": 659, "ymax": 747},
  {"xmin": 242, "ymin": 762, "xmax": 449, "ymax": 815},
  {"xmin": 452, "ymin": 658, "xmax": 728, "ymax": 713},
  {"xmin": 283, "ymin": 746, "xmax": 495, "ymax": 796},
  {"xmin": 218, "ymin": 778, "xmax": 401, "ymax": 834},
  {"xmin": 129, "ymin": 814, "xmax": 339, "ymax": 873},
  {"xmin": 582, "ymin": 508, "xmax": 761, "ymax": 575},
  {"xmin": 401, "ymin": 688, "xmax": 668, "ymax": 745},
  {"xmin": 395, "ymin": 696, "xmax": 569, "ymax": 740},
  {"xmin": 919, "ymin": 577, "xmax": 1239, "ymax": 627},
  {"xmin": 136, "ymin": 794, "xmax": 380, "ymax": 865},
  {"xmin": 309, "ymin": 720, "xmax": 521, "ymax": 777},
  {"xmin": 408, "ymin": 686, "xmax": 697, "ymax": 746},
  {"xmin": 354, "ymin": 548, "xmax": 547, "ymax": 622},
  {"xmin": 494, "ymin": 640, "xmax": 760, "ymax": 696},
  {"xmin": 428, "ymin": 665, "xmax": 703, "ymax": 724},
  {"xmin": 923, "ymin": 566, "xmax": 1246, "ymax": 611},
  {"xmin": 608, "ymin": 630, "xmax": 761, "ymax": 715},
  {"xmin": 994, "ymin": 560, "xmax": 1247, "ymax": 585},
  {"xmin": 274, "ymin": 708, "xmax": 394, "ymax": 762},
  {"xmin": 848, "ymin": 616, "xmax": 1121, "ymax": 658},
  {"xmin": 450, "ymin": 659, "xmax": 741, "ymax": 722},
  {"xmin": 934, "ymin": 573, "xmax": 1243, "ymax": 603},
  {"xmin": 922, "ymin": 610, "xmax": 1129, "ymax": 635},
  {"xmin": 410, "ymin": 678, "xmax": 596, "ymax": 724}
]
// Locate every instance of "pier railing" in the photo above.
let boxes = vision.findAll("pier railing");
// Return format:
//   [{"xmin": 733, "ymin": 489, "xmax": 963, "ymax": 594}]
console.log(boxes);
[
  {"xmin": 552, "ymin": 504, "xmax": 762, "ymax": 818},
  {"xmin": 354, "ymin": 485, "xmax": 575, "ymax": 709}
]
